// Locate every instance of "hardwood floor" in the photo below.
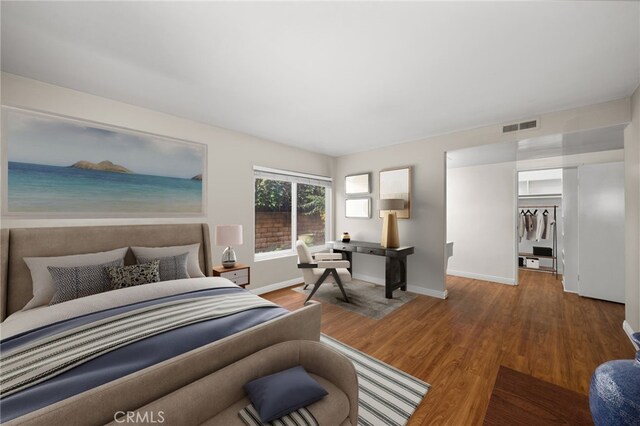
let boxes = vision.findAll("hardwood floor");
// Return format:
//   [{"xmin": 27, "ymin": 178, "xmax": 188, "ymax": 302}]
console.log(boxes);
[
  {"xmin": 483, "ymin": 366, "xmax": 592, "ymax": 426},
  {"xmin": 262, "ymin": 270, "xmax": 634, "ymax": 425}
]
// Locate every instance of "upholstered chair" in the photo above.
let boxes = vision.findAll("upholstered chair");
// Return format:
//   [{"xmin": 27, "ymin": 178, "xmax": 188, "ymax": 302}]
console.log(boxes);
[{"xmin": 295, "ymin": 240, "xmax": 351, "ymax": 304}]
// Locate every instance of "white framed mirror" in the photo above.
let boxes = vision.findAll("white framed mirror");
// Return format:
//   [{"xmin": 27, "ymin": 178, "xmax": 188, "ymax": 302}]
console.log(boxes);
[
  {"xmin": 345, "ymin": 173, "xmax": 371, "ymax": 195},
  {"xmin": 345, "ymin": 198, "xmax": 371, "ymax": 218}
]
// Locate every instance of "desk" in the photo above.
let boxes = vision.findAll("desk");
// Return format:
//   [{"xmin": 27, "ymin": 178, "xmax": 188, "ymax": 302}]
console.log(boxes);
[{"xmin": 327, "ymin": 240, "xmax": 415, "ymax": 299}]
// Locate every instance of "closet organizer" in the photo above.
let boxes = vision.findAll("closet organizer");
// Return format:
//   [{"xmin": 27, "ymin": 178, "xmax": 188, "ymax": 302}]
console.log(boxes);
[{"xmin": 518, "ymin": 205, "xmax": 558, "ymax": 278}]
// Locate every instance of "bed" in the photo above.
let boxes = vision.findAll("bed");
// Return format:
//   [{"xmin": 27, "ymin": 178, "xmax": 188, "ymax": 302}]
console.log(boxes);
[{"xmin": 0, "ymin": 223, "xmax": 320, "ymax": 426}]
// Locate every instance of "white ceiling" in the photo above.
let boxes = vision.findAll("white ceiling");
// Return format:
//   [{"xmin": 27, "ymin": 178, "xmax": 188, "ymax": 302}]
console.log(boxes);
[
  {"xmin": 2, "ymin": 1, "xmax": 639, "ymax": 157},
  {"xmin": 446, "ymin": 124, "xmax": 627, "ymax": 168}
]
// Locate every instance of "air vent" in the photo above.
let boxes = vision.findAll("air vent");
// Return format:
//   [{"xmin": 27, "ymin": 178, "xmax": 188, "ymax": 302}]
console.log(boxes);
[
  {"xmin": 502, "ymin": 123, "xmax": 519, "ymax": 133},
  {"xmin": 502, "ymin": 118, "xmax": 539, "ymax": 133},
  {"xmin": 519, "ymin": 119, "xmax": 538, "ymax": 131}
]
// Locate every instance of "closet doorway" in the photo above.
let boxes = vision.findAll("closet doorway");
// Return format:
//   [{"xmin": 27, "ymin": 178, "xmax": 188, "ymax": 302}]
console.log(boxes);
[
  {"xmin": 446, "ymin": 124, "xmax": 626, "ymax": 303},
  {"xmin": 517, "ymin": 169, "xmax": 561, "ymax": 279}
]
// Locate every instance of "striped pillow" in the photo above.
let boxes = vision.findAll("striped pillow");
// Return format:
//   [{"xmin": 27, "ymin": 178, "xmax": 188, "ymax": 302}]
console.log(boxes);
[
  {"xmin": 238, "ymin": 404, "xmax": 318, "ymax": 426},
  {"xmin": 47, "ymin": 259, "xmax": 124, "ymax": 305}
]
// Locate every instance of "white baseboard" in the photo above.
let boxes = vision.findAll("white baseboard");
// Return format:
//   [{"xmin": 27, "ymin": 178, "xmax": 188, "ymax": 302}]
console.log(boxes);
[
  {"xmin": 352, "ymin": 273, "xmax": 385, "ymax": 286},
  {"xmin": 250, "ymin": 278, "xmax": 302, "ymax": 295},
  {"xmin": 407, "ymin": 285, "xmax": 449, "ymax": 299},
  {"xmin": 352, "ymin": 273, "xmax": 449, "ymax": 300},
  {"xmin": 623, "ymin": 320, "xmax": 639, "ymax": 350},
  {"xmin": 447, "ymin": 269, "xmax": 515, "ymax": 285}
]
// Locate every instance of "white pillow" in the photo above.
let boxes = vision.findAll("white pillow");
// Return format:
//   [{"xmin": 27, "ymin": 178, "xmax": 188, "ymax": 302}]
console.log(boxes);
[
  {"xmin": 22, "ymin": 247, "xmax": 129, "ymax": 311},
  {"xmin": 130, "ymin": 243, "xmax": 205, "ymax": 278}
]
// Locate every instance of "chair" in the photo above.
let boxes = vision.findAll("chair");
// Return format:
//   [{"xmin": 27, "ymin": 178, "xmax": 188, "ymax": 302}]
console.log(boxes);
[{"xmin": 295, "ymin": 240, "xmax": 351, "ymax": 304}]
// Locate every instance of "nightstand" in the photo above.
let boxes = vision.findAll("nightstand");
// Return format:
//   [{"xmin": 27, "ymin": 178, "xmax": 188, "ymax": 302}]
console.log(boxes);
[{"xmin": 212, "ymin": 263, "xmax": 250, "ymax": 288}]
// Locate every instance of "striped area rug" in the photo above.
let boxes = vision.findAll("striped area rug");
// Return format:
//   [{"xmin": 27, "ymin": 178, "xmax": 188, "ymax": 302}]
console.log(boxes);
[{"xmin": 320, "ymin": 334, "xmax": 430, "ymax": 426}]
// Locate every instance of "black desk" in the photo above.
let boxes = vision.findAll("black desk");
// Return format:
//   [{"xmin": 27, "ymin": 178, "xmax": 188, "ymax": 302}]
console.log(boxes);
[{"xmin": 327, "ymin": 240, "xmax": 415, "ymax": 299}]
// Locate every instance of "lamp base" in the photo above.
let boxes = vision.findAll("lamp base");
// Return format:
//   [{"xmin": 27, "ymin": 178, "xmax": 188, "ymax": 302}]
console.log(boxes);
[
  {"xmin": 381, "ymin": 212, "xmax": 400, "ymax": 248},
  {"xmin": 221, "ymin": 246, "xmax": 237, "ymax": 268}
]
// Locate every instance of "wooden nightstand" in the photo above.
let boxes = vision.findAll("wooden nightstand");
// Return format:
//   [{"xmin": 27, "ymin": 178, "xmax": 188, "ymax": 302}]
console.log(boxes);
[{"xmin": 212, "ymin": 263, "xmax": 250, "ymax": 288}]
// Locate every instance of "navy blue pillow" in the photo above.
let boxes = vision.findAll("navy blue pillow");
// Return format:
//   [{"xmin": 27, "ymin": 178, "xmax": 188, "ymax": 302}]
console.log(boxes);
[{"xmin": 244, "ymin": 366, "xmax": 328, "ymax": 422}]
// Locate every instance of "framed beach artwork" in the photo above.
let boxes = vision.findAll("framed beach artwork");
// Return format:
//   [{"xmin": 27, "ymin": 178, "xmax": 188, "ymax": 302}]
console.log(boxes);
[
  {"xmin": 1, "ymin": 107, "xmax": 206, "ymax": 217},
  {"xmin": 379, "ymin": 166, "xmax": 411, "ymax": 219}
]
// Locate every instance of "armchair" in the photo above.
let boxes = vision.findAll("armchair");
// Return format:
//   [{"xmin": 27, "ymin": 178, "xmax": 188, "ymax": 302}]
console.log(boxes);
[{"xmin": 295, "ymin": 240, "xmax": 351, "ymax": 304}]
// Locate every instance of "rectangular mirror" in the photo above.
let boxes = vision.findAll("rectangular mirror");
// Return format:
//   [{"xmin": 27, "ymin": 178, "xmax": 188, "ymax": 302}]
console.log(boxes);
[
  {"xmin": 345, "ymin": 173, "xmax": 371, "ymax": 195},
  {"xmin": 345, "ymin": 198, "xmax": 371, "ymax": 218},
  {"xmin": 379, "ymin": 166, "xmax": 411, "ymax": 219}
]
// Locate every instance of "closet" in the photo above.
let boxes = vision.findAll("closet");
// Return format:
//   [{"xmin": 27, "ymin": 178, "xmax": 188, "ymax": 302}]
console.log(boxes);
[
  {"xmin": 518, "ymin": 205, "xmax": 558, "ymax": 277},
  {"xmin": 516, "ymin": 164, "xmax": 624, "ymax": 303},
  {"xmin": 517, "ymin": 169, "xmax": 562, "ymax": 278}
]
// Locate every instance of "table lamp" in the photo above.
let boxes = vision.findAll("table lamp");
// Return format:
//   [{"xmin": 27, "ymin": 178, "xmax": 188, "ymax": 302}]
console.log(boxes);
[
  {"xmin": 379, "ymin": 199, "xmax": 404, "ymax": 248},
  {"xmin": 215, "ymin": 225, "xmax": 243, "ymax": 268}
]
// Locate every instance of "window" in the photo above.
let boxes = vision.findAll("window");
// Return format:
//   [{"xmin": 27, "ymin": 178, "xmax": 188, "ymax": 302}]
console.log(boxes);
[{"xmin": 254, "ymin": 167, "xmax": 331, "ymax": 260}]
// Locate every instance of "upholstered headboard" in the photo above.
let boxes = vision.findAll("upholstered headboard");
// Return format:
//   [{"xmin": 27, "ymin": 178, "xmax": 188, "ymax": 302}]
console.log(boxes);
[{"xmin": 0, "ymin": 223, "xmax": 213, "ymax": 321}]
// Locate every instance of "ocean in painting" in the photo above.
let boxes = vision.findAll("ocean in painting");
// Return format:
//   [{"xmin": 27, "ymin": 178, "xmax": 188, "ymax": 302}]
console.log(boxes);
[{"xmin": 7, "ymin": 162, "xmax": 203, "ymax": 214}]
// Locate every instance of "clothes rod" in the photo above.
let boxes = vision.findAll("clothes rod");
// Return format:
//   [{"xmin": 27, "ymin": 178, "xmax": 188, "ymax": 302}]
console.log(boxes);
[{"xmin": 518, "ymin": 205, "xmax": 558, "ymax": 208}]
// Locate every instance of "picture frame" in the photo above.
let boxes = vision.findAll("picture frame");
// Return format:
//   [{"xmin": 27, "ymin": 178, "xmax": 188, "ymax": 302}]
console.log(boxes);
[
  {"xmin": 379, "ymin": 166, "xmax": 411, "ymax": 219},
  {"xmin": 345, "ymin": 172, "xmax": 371, "ymax": 195},
  {"xmin": 345, "ymin": 197, "xmax": 371, "ymax": 219},
  {"xmin": 2, "ymin": 106, "xmax": 207, "ymax": 218}
]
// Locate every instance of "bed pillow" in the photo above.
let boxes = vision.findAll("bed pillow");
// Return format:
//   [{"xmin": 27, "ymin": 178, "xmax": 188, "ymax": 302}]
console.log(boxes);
[
  {"xmin": 136, "ymin": 252, "xmax": 189, "ymax": 282},
  {"xmin": 107, "ymin": 261, "xmax": 161, "ymax": 290},
  {"xmin": 48, "ymin": 259, "xmax": 124, "ymax": 305},
  {"xmin": 22, "ymin": 247, "xmax": 129, "ymax": 311},
  {"xmin": 131, "ymin": 244, "xmax": 205, "ymax": 278},
  {"xmin": 243, "ymin": 366, "xmax": 328, "ymax": 423}
]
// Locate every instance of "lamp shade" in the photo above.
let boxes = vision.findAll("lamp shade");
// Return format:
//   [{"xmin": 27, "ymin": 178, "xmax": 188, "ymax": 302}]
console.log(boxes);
[
  {"xmin": 215, "ymin": 225, "xmax": 243, "ymax": 246},
  {"xmin": 379, "ymin": 198, "xmax": 404, "ymax": 211}
]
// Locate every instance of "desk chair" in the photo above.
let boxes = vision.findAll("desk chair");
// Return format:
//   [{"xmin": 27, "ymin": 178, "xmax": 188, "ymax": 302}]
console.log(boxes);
[{"xmin": 295, "ymin": 240, "xmax": 351, "ymax": 304}]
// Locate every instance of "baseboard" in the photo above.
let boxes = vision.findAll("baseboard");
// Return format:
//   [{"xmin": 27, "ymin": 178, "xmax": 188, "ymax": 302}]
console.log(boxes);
[
  {"xmin": 250, "ymin": 278, "xmax": 302, "ymax": 295},
  {"xmin": 352, "ymin": 273, "xmax": 385, "ymax": 286},
  {"xmin": 352, "ymin": 273, "xmax": 449, "ymax": 299},
  {"xmin": 446, "ymin": 269, "xmax": 516, "ymax": 285},
  {"xmin": 622, "ymin": 320, "xmax": 639, "ymax": 350},
  {"xmin": 407, "ymin": 285, "xmax": 449, "ymax": 299}
]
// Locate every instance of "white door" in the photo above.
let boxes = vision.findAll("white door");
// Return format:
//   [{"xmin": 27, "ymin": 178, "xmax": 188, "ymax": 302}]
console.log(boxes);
[{"xmin": 578, "ymin": 162, "xmax": 625, "ymax": 303}]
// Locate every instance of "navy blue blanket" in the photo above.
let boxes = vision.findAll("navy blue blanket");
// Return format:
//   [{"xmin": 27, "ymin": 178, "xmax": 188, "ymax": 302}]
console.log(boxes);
[{"xmin": 0, "ymin": 286, "xmax": 287, "ymax": 422}]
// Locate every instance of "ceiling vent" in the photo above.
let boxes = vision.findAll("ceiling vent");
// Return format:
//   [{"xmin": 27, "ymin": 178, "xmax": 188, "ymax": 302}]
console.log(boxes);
[
  {"xmin": 502, "ymin": 123, "xmax": 519, "ymax": 133},
  {"xmin": 502, "ymin": 118, "xmax": 539, "ymax": 134}
]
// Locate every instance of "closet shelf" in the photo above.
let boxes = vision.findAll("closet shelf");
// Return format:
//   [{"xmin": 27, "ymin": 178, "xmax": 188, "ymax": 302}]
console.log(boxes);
[{"xmin": 518, "ymin": 252, "xmax": 556, "ymax": 260}]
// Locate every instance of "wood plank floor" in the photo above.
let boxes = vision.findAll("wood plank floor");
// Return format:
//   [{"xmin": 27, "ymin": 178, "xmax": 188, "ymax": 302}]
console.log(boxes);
[
  {"xmin": 483, "ymin": 366, "xmax": 592, "ymax": 426},
  {"xmin": 262, "ymin": 270, "xmax": 634, "ymax": 425}
]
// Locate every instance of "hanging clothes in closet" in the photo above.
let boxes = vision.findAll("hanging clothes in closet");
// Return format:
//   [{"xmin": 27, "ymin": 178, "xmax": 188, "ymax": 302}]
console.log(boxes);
[{"xmin": 519, "ymin": 208, "xmax": 554, "ymax": 242}]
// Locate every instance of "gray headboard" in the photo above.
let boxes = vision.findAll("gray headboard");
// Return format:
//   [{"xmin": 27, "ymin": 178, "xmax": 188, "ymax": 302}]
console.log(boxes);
[{"xmin": 0, "ymin": 223, "xmax": 212, "ymax": 321}]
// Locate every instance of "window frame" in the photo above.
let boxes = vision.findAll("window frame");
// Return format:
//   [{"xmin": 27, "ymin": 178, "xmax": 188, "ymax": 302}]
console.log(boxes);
[{"xmin": 253, "ymin": 167, "xmax": 332, "ymax": 262}]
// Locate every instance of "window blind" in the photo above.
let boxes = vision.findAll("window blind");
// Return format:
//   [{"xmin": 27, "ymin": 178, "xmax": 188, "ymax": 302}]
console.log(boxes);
[{"xmin": 254, "ymin": 166, "xmax": 332, "ymax": 188}]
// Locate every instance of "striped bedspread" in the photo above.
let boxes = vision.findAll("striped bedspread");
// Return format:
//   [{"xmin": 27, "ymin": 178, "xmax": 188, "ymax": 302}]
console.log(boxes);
[{"xmin": 1, "ymin": 293, "xmax": 277, "ymax": 398}]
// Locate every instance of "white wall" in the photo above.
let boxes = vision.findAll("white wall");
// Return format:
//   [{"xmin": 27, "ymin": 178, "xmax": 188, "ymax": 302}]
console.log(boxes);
[
  {"xmin": 0, "ymin": 73, "xmax": 334, "ymax": 291},
  {"xmin": 562, "ymin": 168, "xmax": 579, "ymax": 293},
  {"xmin": 624, "ymin": 85, "xmax": 640, "ymax": 335},
  {"xmin": 334, "ymin": 98, "xmax": 630, "ymax": 298},
  {"xmin": 446, "ymin": 162, "xmax": 516, "ymax": 284},
  {"xmin": 517, "ymin": 149, "xmax": 624, "ymax": 171}
]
